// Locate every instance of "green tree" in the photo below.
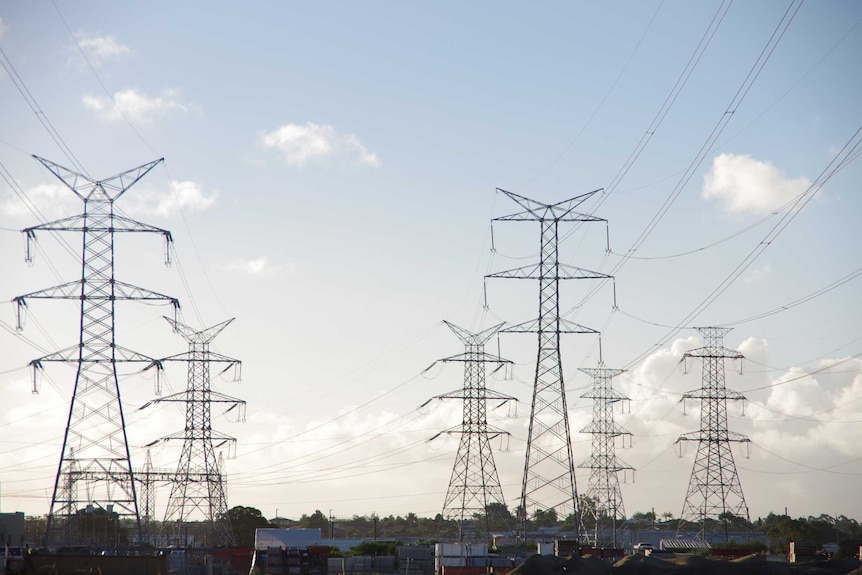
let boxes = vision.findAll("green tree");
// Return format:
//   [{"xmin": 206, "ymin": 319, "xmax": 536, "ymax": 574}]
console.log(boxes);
[
  {"xmin": 75, "ymin": 507, "xmax": 129, "ymax": 547},
  {"xmin": 533, "ymin": 508, "xmax": 558, "ymax": 527},
  {"xmin": 299, "ymin": 510, "xmax": 329, "ymax": 531},
  {"xmin": 227, "ymin": 506, "xmax": 272, "ymax": 547},
  {"xmin": 484, "ymin": 502, "xmax": 515, "ymax": 531},
  {"xmin": 347, "ymin": 541, "xmax": 399, "ymax": 557},
  {"xmin": 631, "ymin": 510, "xmax": 656, "ymax": 524}
]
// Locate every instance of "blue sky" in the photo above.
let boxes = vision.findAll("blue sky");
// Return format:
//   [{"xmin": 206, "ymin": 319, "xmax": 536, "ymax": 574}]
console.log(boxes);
[{"xmin": 1, "ymin": 1, "xmax": 861, "ymax": 524}]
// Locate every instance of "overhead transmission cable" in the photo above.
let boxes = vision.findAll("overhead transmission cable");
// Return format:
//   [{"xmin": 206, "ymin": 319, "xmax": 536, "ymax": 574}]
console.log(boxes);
[
  {"xmin": 0, "ymin": 45, "xmax": 89, "ymax": 176},
  {"xmin": 514, "ymin": 0, "xmax": 668, "ymax": 189},
  {"xmin": 622, "ymin": 124, "xmax": 862, "ymax": 371}
]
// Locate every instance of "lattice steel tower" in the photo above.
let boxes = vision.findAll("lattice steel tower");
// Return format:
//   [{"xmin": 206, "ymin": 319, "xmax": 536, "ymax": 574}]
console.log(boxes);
[
  {"xmin": 425, "ymin": 321, "xmax": 515, "ymax": 533},
  {"xmin": 676, "ymin": 326, "xmax": 750, "ymax": 541},
  {"xmin": 578, "ymin": 365, "xmax": 632, "ymax": 548},
  {"xmin": 144, "ymin": 317, "xmax": 244, "ymax": 546},
  {"xmin": 486, "ymin": 188, "xmax": 610, "ymax": 535},
  {"xmin": 13, "ymin": 156, "xmax": 178, "ymax": 546}
]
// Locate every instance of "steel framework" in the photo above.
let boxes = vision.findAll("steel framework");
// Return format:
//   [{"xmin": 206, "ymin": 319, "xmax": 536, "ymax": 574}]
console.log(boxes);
[
  {"xmin": 578, "ymin": 365, "xmax": 632, "ymax": 548},
  {"xmin": 425, "ymin": 321, "xmax": 515, "ymax": 533},
  {"xmin": 13, "ymin": 157, "xmax": 177, "ymax": 546},
  {"xmin": 676, "ymin": 326, "xmax": 750, "ymax": 541},
  {"xmin": 486, "ymin": 188, "xmax": 610, "ymax": 536},
  {"xmin": 141, "ymin": 317, "xmax": 244, "ymax": 546}
]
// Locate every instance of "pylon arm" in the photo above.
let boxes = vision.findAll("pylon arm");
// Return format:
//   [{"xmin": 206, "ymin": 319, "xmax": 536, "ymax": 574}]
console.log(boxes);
[
  {"xmin": 680, "ymin": 388, "xmax": 746, "ymax": 402},
  {"xmin": 149, "ymin": 390, "xmax": 245, "ymax": 405},
  {"xmin": 29, "ymin": 344, "xmax": 156, "ymax": 366},
  {"xmin": 493, "ymin": 187, "xmax": 604, "ymax": 222},
  {"xmin": 156, "ymin": 352, "xmax": 240, "ymax": 365},
  {"xmin": 503, "ymin": 317, "xmax": 598, "ymax": 334},
  {"xmin": 580, "ymin": 420, "xmax": 631, "ymax": 436},
  {"xmin": 675, "ymin": 430, "xmax": 750, "ymax": 443},
  {"xmin": 487, "ymin": 263, "xmax": 610, "ymax": 281},
  {"xmin": 443, "ymin": 320, "xmax": 505, "ymax": 345},
  {"xmin": 164, "ymin": 316, "xmax": 234, "ymax": 344},
  {"xmin": 14, "ymin": 281, "xmax": 179, "ymax": 306},
  {"xmin": 430, "ymin": 424, "xmax": 511, "ymax": 442},
  {"xmin": 437, "ymin": 352, "xmax": 512, "ymax": 365},
  {"xmin": 23, "ymin": 217, "xmax": 173, "ymax": 266},
  {"xmin": 431, "ymin": 389, "xmax": 517, "ymax": 402},
  {"xmin": 578, "ymin": 454, "xmax": 634, "ymax": 471},
  {"xmin": 34, "ymin": 155, "xmax": 163, "ymax": 200},
  {"xmin": 682, "ymin": 347, "xmax": 744, "ymax": 360},
  {"xmin": 580, "ymin": 388, "xmax": 629, "ymax": 402}
]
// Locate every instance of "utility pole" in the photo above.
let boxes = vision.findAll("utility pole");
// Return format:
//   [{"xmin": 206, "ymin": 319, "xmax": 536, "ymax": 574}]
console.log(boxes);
[
  {"xmin": 424, "ymin": 321, "xmax": 515, "ymax": 537},
  {"xmin": 676, "ymin": 326, "xmax": 750, "ymax": 541},
  {"xmin": 141, "ymin": 317, "xmax": 244, "ymax": 546},
  {"xmin": 13, "ymin": 156, "xmax": 178, "ymax": 546},
  {"xmin": 578, "ymin": 365, "xmax": 632, "ymax": 548},
  {"xmin": 486, "ymin": 188, "xmax": 610, "ymax": 538}
]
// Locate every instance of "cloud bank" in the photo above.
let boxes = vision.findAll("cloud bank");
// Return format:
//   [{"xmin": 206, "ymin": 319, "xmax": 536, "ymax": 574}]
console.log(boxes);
[
  {"xmin": 260, "ymin": 123, "xmax": 380, "ymax": 167},
  {"xmin": 77, "ymin": 34, "xmax": 130, "ymax": 65},
  {"xmin": 83, "ymin": 89, "xmax": 191, "ymax": 123},
  {"xmin": 702, "ymin": 153, "xmax": 811, "ymax": 216},
  {"xmin": 215, "ymin": 257, "xmax": 294, "ymax": 277}
]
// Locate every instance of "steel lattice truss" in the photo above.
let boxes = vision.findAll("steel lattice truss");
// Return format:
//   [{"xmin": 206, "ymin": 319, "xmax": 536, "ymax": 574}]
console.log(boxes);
[
  {"xmin": 142, "ymin": 317, "xmax": 244, "ymax": 546},
  {"xmin": 578, "ymin": 365, "xmax": 632, "ymax": 548},
  {"xmin": 676, "ymin": 327, "xmax": 750, "ymax": 541},
  {"xmin": 427, "ymin": 321, "xmax": 515, "ymax": 530},
  {"xmin": 486, "ymin": 188, "xmax": 610, "ymax": 536},
  {"xmin": 13, "ymin": 157, "xmax": 178, "ymax": 546}
]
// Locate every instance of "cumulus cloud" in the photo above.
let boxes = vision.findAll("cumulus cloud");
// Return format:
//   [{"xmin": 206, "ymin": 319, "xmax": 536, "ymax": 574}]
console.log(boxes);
[
  {"xmin": 77, "ymin": 34, "xmax": 130, "ymax": 64},
  {"xmin": 260, "ymin": 122, "xmax": 380, "ymax": 167},
  {"xmin": 216, "ymin": 257, "xmax": 294, "ymax": 277},
  {"xmin": 742, "ymin": 262, "xmax": 771, "ymax": 284},
  {"xmin": 124, "ymin": 179, "xmax": 217, "ymax": 217},
  {"xmin": 0, "ymin": 182, "xmax": 78, "ymax": 220},
  {"xmin": 83, "ymin": 89, "xmax": 191, "ymax": 123},
  {"xmin": 702, "ymin": 153, "xmax": 810, "ymax": 216}
]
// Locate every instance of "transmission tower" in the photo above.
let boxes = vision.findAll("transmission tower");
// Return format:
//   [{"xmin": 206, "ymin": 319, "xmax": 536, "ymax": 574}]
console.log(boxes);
[
  {"xmin": 13, "ymin": 156, "xmax": 178, "ymax": 546},
  {"xmin": 577, "ymin": 364, "xmax": 632, "ymax": 548},
  {"xmin": 676, "ymin": 326, "xmax": 750, "ymax": 541},
  {"xmin": 486, "ymin": 188, "xmax": 611, "ymax": 536},
  {"xmin": 424, "ymin": 321, "xmax": 515, "ymax": 535},
  {"xmin": 141, "ymin": 317, "xmax": 244, "ymax": 546}
]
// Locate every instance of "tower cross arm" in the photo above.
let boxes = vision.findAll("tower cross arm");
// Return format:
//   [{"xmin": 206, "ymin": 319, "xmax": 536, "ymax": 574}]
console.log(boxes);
[
  {"xmin": 14, "ymin": 280, "xmax": 83, "ymax": 302},
  {"xmin": 34, "ymin": 155, "xmax": 164, "ymax": 201},
  {"xmin": 679, "ymin": 388, "xmax": 746, "ymax": 402},
  {"xmin": 113, "ymin": 281, "xmax": 180, "ymax": 307},
  {"xmin": 164, "ymin": 316, "xmax": 235, "ymax": 344},
  {"xmin": 675, "ymin": 430, "xmax": 750, "ymax": 443},
  {"xmin": 432, "ymin": 388, "xmax": 517, "ymax": 402},
  {"xmin": 431, "ymin": 424, "xmax": 511, "ymax": 441},
  {"xmin": 29, "ymin": 344, "xmax": 157, "ymax": 365},
  {"xmin": 156, "ymin": 351, "xmax": 241, "ymax": 366},
  {"xmin": 486, "ymin": 263, "xmax": 610, "ymax": 281},
  {"xmin": 493, "ymin": 187, "xmax": 605, "ymax": 222},
  {"xmin": 437, "ymin": 352, "xmax": 512, "ymax": 365},
  {"xmin": 503, "ymin": 317, "xmax": 598, "ymax": 334},
  {"xmin": 442, "ymin": 320, "xmax": 504, "ymax": 345},
  {"xmin": 682, "ymin": 346, "xmax": 744, "ymax": 360}
]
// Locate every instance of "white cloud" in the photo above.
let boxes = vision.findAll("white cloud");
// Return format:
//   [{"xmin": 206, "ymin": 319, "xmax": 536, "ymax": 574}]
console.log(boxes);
[
  {"xmin": 0, "ymin": 182, "xmax": 78, "ymax": 220},
  {"xmin": 83, "ymin": 89, "xmax": 190, "ymax": 123},
  {"xmin": 125, "ymin": 180, "xmax": 217, "ymax": 217},
  {"xmin": 0, "ymin": 17, "xmax": 6, "ymax": 39},
  {"xmin": 216, "ymin": 257, "xmax": 294, "ymax": 277},
  {"xmin": 702, "ymin": 153, "xmax": 810, "ymax": 216},
  {"xmin": 77, "ymin": 34, "xmax": 130, "ymax": 64},
  {"xmin": 260, "ymin": 122, "xmax": 381, "ymax": 167},
  {"xmin": 742, "ymin": 262, "xmax": 771, "ymax": 284}
]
